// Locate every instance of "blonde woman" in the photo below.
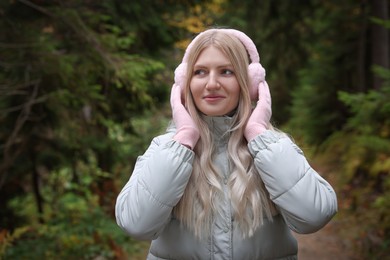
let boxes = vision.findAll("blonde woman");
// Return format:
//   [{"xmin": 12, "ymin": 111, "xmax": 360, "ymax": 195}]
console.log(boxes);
[{"xmin": 115, "ymin": 28, "xmax": 337, "ymax": 259}]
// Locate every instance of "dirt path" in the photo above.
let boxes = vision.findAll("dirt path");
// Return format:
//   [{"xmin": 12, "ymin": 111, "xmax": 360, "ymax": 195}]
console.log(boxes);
[
  {"xmin": 294, "ymin": 219, "xmax": 360, "ymax": 260},
  {"xmin": 292, "ymin": 159, "xmax": 364, "ymax": 260}
]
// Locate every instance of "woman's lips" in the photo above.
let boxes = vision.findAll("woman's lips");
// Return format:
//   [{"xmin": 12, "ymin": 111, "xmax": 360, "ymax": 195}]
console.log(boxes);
[{"xmin": 203, "ymin": 95, "xmax": 225, "ymax": 102}]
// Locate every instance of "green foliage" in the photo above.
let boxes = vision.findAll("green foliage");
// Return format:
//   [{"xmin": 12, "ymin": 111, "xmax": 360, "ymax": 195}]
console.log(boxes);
[
  {"xmin": 0, "ymin": 104, "xmax": 169, "ymax": 259},
  {"xmin": 2, "ymin": 182, "xmax": 137, "ymax": 259},
  {"xmin": 0, "ymin": 227, "xmax": 30, "ymax": 257},
  {"xmin": 371, "ymin": 17, "xmax": 390, "ymax": 29},
  {"xmin": 0, "ymin": 0, "xmax": 165, "ymax": 214},
  {"xmin": 288, "ymin": 0, "xmax": 362, "ymax": 144},
  {"xmin": 321, "ymin": 68, "xmax": 390, "ymax": 258},
  {"xmin": 0, "ymin": 0, "xmax": 180, "ymax": 258}
]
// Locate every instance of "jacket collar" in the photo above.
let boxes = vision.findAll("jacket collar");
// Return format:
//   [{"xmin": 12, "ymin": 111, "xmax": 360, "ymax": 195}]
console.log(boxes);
[{"xmin": 201, "ymin": 115, "xmax": 234, "ymax": 143}]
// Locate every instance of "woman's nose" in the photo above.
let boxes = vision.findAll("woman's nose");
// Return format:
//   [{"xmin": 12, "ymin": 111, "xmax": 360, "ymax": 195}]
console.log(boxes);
[{"xmin": 206, "ymin": 72, "xmax": 220, "ymax": 90}]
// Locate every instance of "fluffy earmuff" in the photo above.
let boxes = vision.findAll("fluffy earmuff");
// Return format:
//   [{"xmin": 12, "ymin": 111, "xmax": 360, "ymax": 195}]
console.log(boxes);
[
  {"xmin": 174, "ymin": 29, "xmax": 266, "ymax": 101},
  {"xmin": 248, "ymin": 63, "xmax": 265, "ymax": 100},
  {"xmin": 174, "ymin": 63, "xmax": 187, "ymax": 90}
]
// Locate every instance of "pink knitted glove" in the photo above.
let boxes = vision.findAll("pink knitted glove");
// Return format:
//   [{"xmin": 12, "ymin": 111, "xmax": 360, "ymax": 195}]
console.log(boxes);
[
  {"xmin": 170, "ymin": 84, "xmax": 200, "ymax": 149},
  {"xmin": 244, "ymin": 81, "xmax": 272, "ymax": 141}
]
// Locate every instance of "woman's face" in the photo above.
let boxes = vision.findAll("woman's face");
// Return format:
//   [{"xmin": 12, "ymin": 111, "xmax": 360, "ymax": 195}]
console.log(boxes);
[{"xmin": 190, "ymin": 45, "xmax": 240, "ymax": 116}]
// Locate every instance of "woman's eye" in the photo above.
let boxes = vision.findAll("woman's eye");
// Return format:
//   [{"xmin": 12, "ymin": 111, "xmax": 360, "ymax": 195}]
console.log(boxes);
[
  {"xmin": 222, "ymin": 69, "xmax": 234, "ymax": 75},
  {"xmin": 194, "ymin": 69, "xmax": 206, "ymax": 76}
]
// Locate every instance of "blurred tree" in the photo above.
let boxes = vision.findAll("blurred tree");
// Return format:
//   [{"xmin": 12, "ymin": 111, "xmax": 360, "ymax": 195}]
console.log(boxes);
[
  {"xmin": 286, "ymin": 0, "xmax": 389, "ymax": 144},
  {"xmin": 0, "ymin": 0, "xmax": 226, "ymax": 257},
  {"xmin": 0, "ymin": 0, "xmax": 197, "ymax": 229},
  {"xmin": 371, "ymin": 0, "xmax": 389, "ymax": 89},
  {"xmin": 218, "ymin": 0, "xmax": 390, "ymax": 257},
  {"xmin": 0, "ymin": 0, "xmax": 162, "ymax": 228},
  {"xmin": 217, "ymin": 0, "xmax": 313, "ymax": 125},
  {"xmin": 287, "ymin": 0, "xmax": 371, "ymax": 144}
]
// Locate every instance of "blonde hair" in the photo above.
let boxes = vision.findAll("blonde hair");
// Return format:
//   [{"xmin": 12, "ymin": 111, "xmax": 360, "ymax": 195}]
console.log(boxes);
[{"xmin": 173, "ymin": 30, "xmax": 274, "ymax": 238}]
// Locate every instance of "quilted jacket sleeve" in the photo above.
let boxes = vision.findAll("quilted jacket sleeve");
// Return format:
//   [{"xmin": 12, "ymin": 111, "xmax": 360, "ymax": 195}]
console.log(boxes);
[
  {"xmin": 248, "ymin": 130, "xmax": 338, "ymax": 234},
  {"xmin": 115, "ymin": 133, "xmax": 194, "ymax": 240}
]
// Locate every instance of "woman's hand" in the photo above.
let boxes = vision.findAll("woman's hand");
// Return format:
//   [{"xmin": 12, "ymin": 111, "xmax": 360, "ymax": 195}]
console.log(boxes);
[
  {"xmin": 170, "ymin": 84, "xmax": 200, "ymax": 149},
  {"xmin": 244, "ymin": 81, "xmax": 272, "ymax": 141}
]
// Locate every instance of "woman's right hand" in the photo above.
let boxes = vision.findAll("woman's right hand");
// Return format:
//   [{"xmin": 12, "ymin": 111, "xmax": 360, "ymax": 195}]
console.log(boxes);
[{"xmin": 170, "ymin": 84, "xmax": 200, "ymax": 149}]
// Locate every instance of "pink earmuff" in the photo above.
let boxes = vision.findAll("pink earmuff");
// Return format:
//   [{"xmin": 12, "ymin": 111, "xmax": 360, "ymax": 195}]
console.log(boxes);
[
  {"xmin": 174, "ymin": 29, "xmax": 266, "ymax": 101},
  {"xmin": 174, "ymin": 63, "xmax": 187, "ymax": 90}
]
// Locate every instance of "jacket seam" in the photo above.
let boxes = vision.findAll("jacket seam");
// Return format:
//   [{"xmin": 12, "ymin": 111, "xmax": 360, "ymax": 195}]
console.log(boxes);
[
  {"xmin": 271, "ymin": 167, "xmax": 310, "ymax": 201},
  {"xmin": 138, "ymin": 178, "xmax": 172, "ymax": 208}
]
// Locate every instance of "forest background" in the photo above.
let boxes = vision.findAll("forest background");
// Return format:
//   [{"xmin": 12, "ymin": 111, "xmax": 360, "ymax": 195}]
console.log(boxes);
[{"xmin": 0, "ymin": 0, "xmax": 389, "ymax": 259}]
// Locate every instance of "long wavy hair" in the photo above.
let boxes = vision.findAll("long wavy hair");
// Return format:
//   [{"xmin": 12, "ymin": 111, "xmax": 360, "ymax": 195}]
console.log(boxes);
[{"xmin": 173, "ymin": 30, "xmax": 274, "ymax": 239}]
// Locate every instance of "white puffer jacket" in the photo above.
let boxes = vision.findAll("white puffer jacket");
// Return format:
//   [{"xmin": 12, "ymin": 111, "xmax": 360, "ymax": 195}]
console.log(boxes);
[{"xmin": 115, "ymin": 116, "xmax": 337, "ymax": 260}]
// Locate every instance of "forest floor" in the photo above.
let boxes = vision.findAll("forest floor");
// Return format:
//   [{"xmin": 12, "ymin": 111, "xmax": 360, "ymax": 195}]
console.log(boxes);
[
  {"xmin": 295, "ymin": 158, "xmax": 361, "ymax": 260},
  {"xmin": 294, "ymin": 219, "xmax": 360, "ymax": 260}
]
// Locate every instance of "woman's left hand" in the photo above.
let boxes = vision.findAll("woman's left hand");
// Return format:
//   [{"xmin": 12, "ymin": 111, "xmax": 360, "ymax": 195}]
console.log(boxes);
[
  {"xmin": 244, "ymin": 81, "xmax": 272, "ymax": 141},
  {"xmin": 170, "ymin": 84, "xmax": 200, "ymax": 149}
]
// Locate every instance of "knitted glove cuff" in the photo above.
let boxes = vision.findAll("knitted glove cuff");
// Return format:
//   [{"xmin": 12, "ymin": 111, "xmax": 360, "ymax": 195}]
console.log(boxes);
[
  {"xmin": 244, "ymin": 123, "xmax": 267, "ymax": 142},
  {"xmin": 173, "ymin": 126, "xmax": 200, "ymax": 150}
]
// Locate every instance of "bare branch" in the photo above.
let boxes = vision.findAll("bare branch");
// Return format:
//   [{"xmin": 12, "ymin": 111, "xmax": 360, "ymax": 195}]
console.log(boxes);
[
  {"xmin": 0, "ymin": 90, "xmax": 29, "ymax": 96},
  {"xmin": 0, "ymin": 77, "xmax": 41, "ymax": 190},
  {"xmin": 0, "ymin": 42, "xmax": 39, "ymax": 48},
  {"xmin": 59, "ymin": 11, "xmax": 119, "ymax": 71},
  {"xmin": 0, "ymin": 82, "xmax": 46, "ymax": 102},
  {"xmin": 0, "ymin": 95, "xmax": 47, "ymax": 115},
  {"xmin": 0, "ymin": 79, "xmax": 41, "ymax": 92},
  {"xmin": 17, "ymin": 0, "xmax": 54, "ymax": 17}
]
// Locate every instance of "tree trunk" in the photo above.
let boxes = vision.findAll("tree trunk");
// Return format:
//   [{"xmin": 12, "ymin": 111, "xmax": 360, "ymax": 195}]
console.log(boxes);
[
  {"xmin": 357, "ymin": 1, "xmax": 369, "ymax": 92},
  {"xmin": 371, "ymin": 0, "xmax": 390, "ymax": 89},
  {"xmin": 31, "ymin": 150, "xmax": 44, "ymax": 223}
]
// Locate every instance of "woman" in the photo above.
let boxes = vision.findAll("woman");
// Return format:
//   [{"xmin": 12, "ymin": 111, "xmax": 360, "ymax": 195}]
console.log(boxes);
[{"xmin": 115, "ymin": 28, "xmax": 337, "ymax": 259}]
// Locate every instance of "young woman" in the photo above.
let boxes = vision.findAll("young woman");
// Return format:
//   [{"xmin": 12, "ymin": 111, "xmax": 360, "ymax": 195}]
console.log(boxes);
[{"xmin": 115, "ymin": 28, "xmax": 338, "ymax": 259}]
